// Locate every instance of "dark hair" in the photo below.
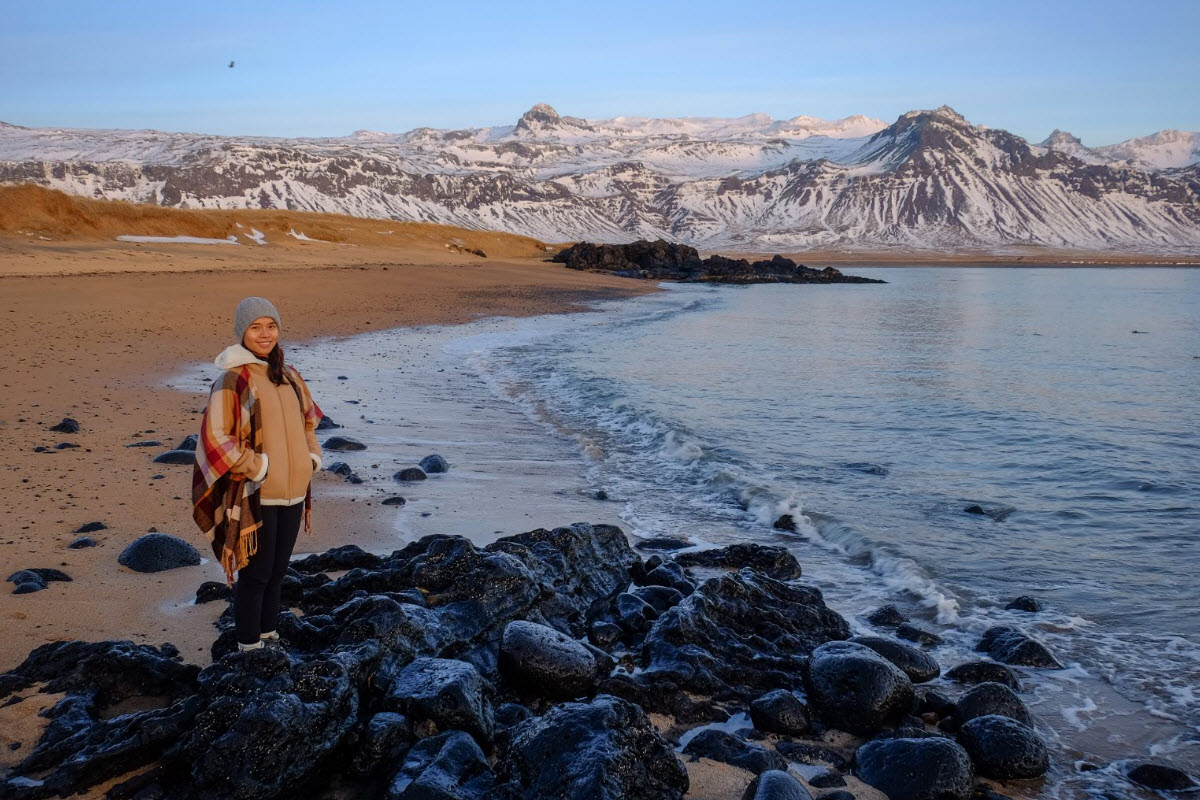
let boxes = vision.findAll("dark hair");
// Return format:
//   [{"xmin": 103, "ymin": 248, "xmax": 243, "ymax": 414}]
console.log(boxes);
[{"xmin": 266, "ymin": 343, "xmax": 296, "ymax": 390}]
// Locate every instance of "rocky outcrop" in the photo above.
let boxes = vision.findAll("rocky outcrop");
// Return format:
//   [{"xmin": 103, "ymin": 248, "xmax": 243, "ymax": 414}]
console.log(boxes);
[{"xmin": 551, "ymin": 240, "xmax": 885, "ymax": 284}]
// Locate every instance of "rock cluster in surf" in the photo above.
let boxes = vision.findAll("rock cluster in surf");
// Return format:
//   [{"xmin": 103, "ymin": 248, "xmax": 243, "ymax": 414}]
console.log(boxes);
[{"xmin": 2, "ymin": 524, "xmax": 1191, "ymax": 800}]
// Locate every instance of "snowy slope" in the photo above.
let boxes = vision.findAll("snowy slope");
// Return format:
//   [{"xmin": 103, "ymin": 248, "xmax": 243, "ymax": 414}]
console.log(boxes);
[
  {"xmin": 2, "ymin": 104, "xmax": 1198, "ymax": 252},
  {"xmin": 1041, "ymin": 128, "xmax": 1200, "ymax": 170}
]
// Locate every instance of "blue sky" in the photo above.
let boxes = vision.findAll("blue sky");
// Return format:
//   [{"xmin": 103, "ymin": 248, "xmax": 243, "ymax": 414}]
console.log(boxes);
[{"xmin": 2, "ymin": 0, "xmax": 1197, "ymax": 146}]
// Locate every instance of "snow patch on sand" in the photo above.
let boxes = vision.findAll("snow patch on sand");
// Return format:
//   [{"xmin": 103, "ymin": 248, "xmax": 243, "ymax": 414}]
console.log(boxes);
[{"xmin": 116, "ymin": 235, "xmax": 239, "ymax": 245}]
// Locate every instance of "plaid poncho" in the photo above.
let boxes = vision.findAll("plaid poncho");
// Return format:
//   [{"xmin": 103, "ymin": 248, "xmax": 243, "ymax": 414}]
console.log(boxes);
[{"xmin": 192, "ymin": 365, "xmax": 323, "ymax": 586}]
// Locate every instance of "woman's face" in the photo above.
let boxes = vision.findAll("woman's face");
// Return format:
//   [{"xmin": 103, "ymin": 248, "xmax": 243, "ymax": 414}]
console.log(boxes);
[{"xmin": 242, "ymin": 316, "xmax": 279, "ymax": 358}]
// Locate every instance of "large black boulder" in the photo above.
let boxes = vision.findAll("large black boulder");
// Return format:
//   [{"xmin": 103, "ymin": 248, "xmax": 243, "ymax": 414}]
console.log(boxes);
[
  {"xmin": 866, "ymin": 604, "xmax": 907, "ymax": 627},
  {"xmin": 807, "ymin": 641, "xmax": 914, "ymax": 735},
  {"xmin": 377, "ymin": 656, "xmax": 494, "ymax": 750},
  {"xmin": 385, "ymin": 730, "xmax": 493, "ymax": 800},
  {"xmin": 640, "ymin": 560, "xmax": 696, "ymax": 595},
  {"xmin": 896, "ymin": 622, "xmax": 943, "ymax": 647},
  {"xmin": 957, "ymin": 714, "xmax": 1048, "ymax": 779},
  {"xmin": 493, "ymin": 694, "xmax": 688, "ymax": 800},
  {"xmin": 419, "ymin": 454, "xmax": 450, "ymax": 474},
  {"xmin": 854, "ymin": 736, "xmax": 975, "ymax": 800},
  {"xmin": 290, "ymin": 544, "xmax": 383, "ymax": 574},
  {"xmin": 152, "ymin": 449, "xmax": 196, "ymax": 465},
  {"xmin": 118, "ymin": 533, "xmax": 201, "ymax": 573},
  {"xmin": 673, "ymin": 543, "xmax": 801, "ymax": 580},
  {"xmin": 741, "ymin": 770, "xmax": 815, "ymax": 800},
  {"xmin": 682, "ymin": 728, "xmax": 788, "ymax": 774},
  {"xmin": 166, "ymin": 647, "xmax": 362, "ymax": 800},
  {"xmin": 1005, "ymin": 595, "xmax": 1043, "ymax": 612},
  {"xmin": 850, "ymin": 636, "xmax": 941, "ymax": 683},
  {"xmin": 955, "ymin": 681, "xmax": 1033, "ymax": 727},
  {"xmin": 642, "ymin": 568, "xmax": 849, "ymax": 700},
  {"xmin": 945, "ymin": 661, "xmax": 1020, "ymax": 690},
  {"xmin": 975, "ymin": 625, "xmax": 1062, "ymax": 668},
  {"xmin": 499, "ymin": 620, "xmax": 600, "ymax": 700},
  {"xmin": 749, "ymin": 689, "xmax": 810, "ymax": 736},
  {"xmin": 613, "ymin": 591, "xmax": 658, "ymax": 632},
  {"xmin": 1124, "ymin": 761, "xmax": 1199, "ymax": 791},
  {"xmin": 324, "ymin": 436, "xmax": 366, "ymax": 451},
  {"xmin": 7, "ymin": 567, "xmax": 71, "ymax": 584},
  {"xmin": 347, "ymin": 711, "xmax": 414, "ymax": 778},
  {"xmin": 632, "ymin": 584, "xmax": 685, "ymax": 614}
]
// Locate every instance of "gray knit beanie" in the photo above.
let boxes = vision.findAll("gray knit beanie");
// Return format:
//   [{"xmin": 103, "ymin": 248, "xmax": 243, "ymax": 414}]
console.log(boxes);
[{"xmin": 234, "ymin": 296, "xmax": 281, "ymax": 343}]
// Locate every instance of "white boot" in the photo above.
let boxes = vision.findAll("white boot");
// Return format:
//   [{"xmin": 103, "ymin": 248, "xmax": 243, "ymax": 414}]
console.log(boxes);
[{"xmin": 237, "ymin": 639, "xmax": 264, "ymax": 652}]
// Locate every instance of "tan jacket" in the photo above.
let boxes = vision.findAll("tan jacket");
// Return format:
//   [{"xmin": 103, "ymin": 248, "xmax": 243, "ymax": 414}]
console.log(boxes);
[{"xmin": 212, "ymin": 344, "xmax": 323, "ymax": 506}]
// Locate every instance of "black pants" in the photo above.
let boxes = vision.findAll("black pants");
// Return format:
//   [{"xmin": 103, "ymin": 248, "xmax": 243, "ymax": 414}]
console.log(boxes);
[{"xmin": 234, "ymin": 503, "xmax": 303, "ymax": 645}]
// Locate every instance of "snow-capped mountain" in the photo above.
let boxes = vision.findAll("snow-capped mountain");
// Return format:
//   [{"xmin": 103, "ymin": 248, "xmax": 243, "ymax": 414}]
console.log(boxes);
[
  {"xmin": 2, "ymin": 104, "xmax": 1198, "ymax": 252},
  {"xmin": 1041, "ymin": 128, "xmax": 1200, "ymax": 171}
]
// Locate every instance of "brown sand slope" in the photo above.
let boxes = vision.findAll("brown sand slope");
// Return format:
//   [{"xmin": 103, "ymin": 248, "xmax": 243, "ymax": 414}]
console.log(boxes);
[{"xmin": 0, "ymin": 184, "xmax": 557, "ymax": 276}]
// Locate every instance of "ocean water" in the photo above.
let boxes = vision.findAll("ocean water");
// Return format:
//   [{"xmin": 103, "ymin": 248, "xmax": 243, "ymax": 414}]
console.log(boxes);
[
  {"xmin": 174, "ymin": 266, "xmax": 1199, "ymax": 798},
  {"xmin": 443, "ymin": 267, "xmax": 1199, "ymax": 797}
]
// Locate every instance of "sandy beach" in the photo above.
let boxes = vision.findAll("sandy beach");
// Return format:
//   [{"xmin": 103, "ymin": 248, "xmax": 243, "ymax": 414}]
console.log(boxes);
[{"xmin": 0, "ymin": 242, "xmax": 658, "ymax": 674}]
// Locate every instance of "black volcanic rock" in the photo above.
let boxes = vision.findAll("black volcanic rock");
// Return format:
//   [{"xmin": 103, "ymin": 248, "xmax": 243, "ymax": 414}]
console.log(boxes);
[
  {"xmin": 499, "ymin": 620, "xmax": 601, "ymax": 700},
  {"xmin": 896, "ymin": 621, "xmax": 943, "ymax": 647},
  {"xmin": 741, "ymin": 770, "xmax": 815, "ymax": 800},
  {"xmin": 682, "ymin": 728, "xmax": 787, "ymax": 774},
  {"xmin": 850, "ymin": 635, "xmax": 941, "ymax": 683},
  {"xmin": 346, "ymin": 711, "xmax": 414, "ymax": 778},
  {"xmin": 152, "ymin": 449, "xmax": 195, "ymax": 465},
  {"xmin": 324, "ymin": 436, "xmax": 366, "ymax": 451},
  {"xmin": 385, "ymin": 730, "xmax": 493, "ymax": 800},
  {"xmin": 854, "ymin": 736, "xmax": 975, "ymax": 800},
  {"xmin": 175, "ymin": 648, "xmax": 362, "ymax": 800},
  {"xmin": 673, "ymin": 543, "xmax": 802, "ymax": 580},
  {"xmin": 1124, "ymin": 761, "xmax": 1199, "ymax": 792},
  {"xmin": 955, "ymin": 681, "xmax": 1033, "ymax": 727},
  {"xmin": 640, "ymin": 560, "xmax": 696, "ymax": 595},
  {"xmin": 865, "ymin": 604, "xmax": 907, "ymax": 627},
  {"xmin": 807, "ymin": 641, "xmax": 914, "ymax": 735},
  {"xmin": 1005, "ymin": 595, "xmax": 1044, "ymax": 612},
  {"xmin": 944, "ymin": 661, "xmax": 1020, "ymax": 690},
  {"xmin": 749, "ymin": 689, "xmax": 811, "ymax": 736},
  {"xmin": 419, "ymin": 454, "xmax": 450, "ymax": 473},
  {"xmin": 118, "ymin": 533, "xmax": 200, "ymax": 573},
  {"xmin": 975, "ymin": 625, "xmax": 1063, "ymax": 668},
  {"xmin": 551, "ymin": 240, "xmax": 885, "ymax": 284},
  {"xmin": 49, "ymin": 417, "xmax": 79, "ymax": 433},
  {"xmin": 957, "ymin": 714, "xmax": 1048, "ymax": 780},
  {"xmin": 290, "ymin": 543, "xmax": 383, "ymax": 574},
  {"xmin": 493, "ymin": 694, "xmax": 688, "ymax": 800},
  {"xmin": 0, "ymin": 523, "xmax": 652, "ymax": 800},
  {"xmin": 376, "ymin": 656, "xmax": 494, "ymax": 748},
  {"xmin": 641, "ymin": 568, "xmax": 850, "ymax": 699}
]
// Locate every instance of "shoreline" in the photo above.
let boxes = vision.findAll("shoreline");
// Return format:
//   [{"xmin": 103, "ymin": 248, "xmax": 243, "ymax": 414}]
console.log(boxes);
[
  {"xmin": 2, "ymin": 261, "xmax": 1196, "ymax": 799},
  {"xmin": 0, "ymin": 258, "xmax": 659, "ymax": 673}
]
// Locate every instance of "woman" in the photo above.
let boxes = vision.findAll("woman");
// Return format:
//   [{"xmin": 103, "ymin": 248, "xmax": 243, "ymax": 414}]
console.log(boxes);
[{"xmin": 192, "ymin": 296, "xmax": 323, "ymax": 652}]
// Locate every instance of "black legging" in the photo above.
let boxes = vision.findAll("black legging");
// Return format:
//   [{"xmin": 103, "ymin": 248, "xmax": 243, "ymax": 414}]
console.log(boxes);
[{"xmin": 234, "ymin": 503, "xmax": 304, "ymax": 645}]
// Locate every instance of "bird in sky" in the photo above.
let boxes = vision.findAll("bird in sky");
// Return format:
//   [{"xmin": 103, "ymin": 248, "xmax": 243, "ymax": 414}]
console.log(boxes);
[{"xmin": 228, "ymin": 61, "xmax": 235, "ymax": 68}]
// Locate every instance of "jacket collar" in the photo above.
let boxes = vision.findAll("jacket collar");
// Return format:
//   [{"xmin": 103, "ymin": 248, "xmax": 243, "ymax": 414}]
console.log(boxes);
[{"xmin": 215, "ymin": 343, "xmax": 269, "ymax": 370}]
